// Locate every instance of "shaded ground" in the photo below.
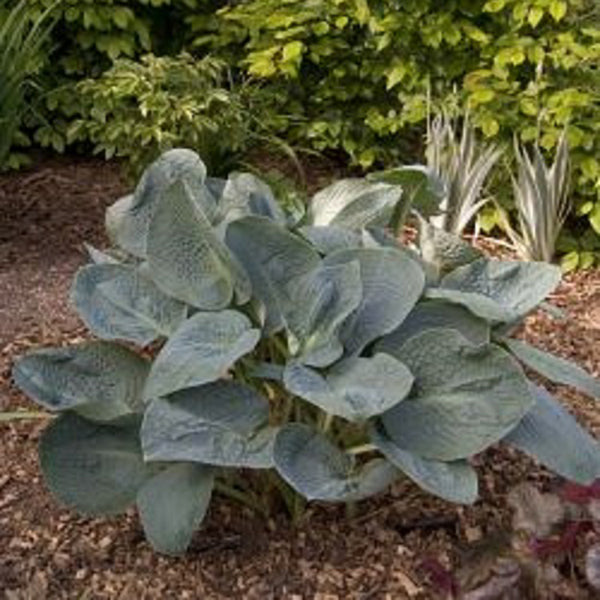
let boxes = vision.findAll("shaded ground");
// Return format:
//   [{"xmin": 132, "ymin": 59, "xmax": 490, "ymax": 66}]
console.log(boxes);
[{"xmin": 1, "ymin": 158, "xmax": 600, "ymax": 598}]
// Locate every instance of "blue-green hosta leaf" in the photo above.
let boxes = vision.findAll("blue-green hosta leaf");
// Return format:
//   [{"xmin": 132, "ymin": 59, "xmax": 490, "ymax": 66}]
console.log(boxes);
[
  {"xmin": 137, "ymin": 463, "xmax": 214, "ymax": 555},
  {"xmin": 106, "ymin": 149, "xmax": 213, "ymax": 257},
  {"xmin": 307, "ymin": 179, "xmax": 401, "ymax": 229},
  {"xmin": 368, "ymin": 165, "xmax": 446, "ymax": 221},
  {"xmin": 13, "ymin": 342, "xmax": 149, "ymax": 421},
  {"xmin": 284, "ymin": 354, "xmax": 413, "ymax": 421},
  {"xmin": 226, "ymin": 216, "xmax": 321, "ymax": 333},
  {"xmin": 218, "ymin": 172, "xmax": 286, "ymax": 225},
  {"xmin": 504, "ymin": 338, "xmax": 600, "ymax": 399},
  {"xmin": 299, "ymin": 226, "xmax": 363, "ymax": 255},
  {"xmin": 147, "ymin": 180, "xmax": 249, "ymax": 310},
  {"xmin": 324, "ymin": 248, "xmax": 425, "ymax": 355},
  {"xmin": 72, "ymin": 263, "xmax": 187, "ymax": 346},
  {"xmin": 426, "ymin": 259, "xmax": 561, "ymax": 323},
  {"xmin": 370, "ymin": 422, "xmax": 478, "ymax": 504},
  {"xmin": 40, "ymin": 413, "xmax": 152, "ymax": 515},
  {"xmin": 505, "ymin": 385, "xmax": 600, "ymax": 484},
  {"xmin": 142, "ymin": 382, "xmax": 276, "ymax": 468},
  {"xmin": 376, "ymin": 300, "xmax": 490, "ymax": 354},
  {"xmin": 144, "ymin": 310, "xmax": 260, "ymax": 399},
  {"xmin": 380, "ymin": 328, "xmax": 534, "ymax": 461},
  {"xmin": 84, "ymin": 243, "xmax": 121, "ymax": 265},
  {"xmin": 417, "ymin": 219, "xmax": 483, "ymax": 280},
  {"xmin": 285, "ymin": 260, "xmax": 362, "ymax": 367},
  {"xmin": 274, "ymin": 424, "xmax": 398, "ymax": 502}
]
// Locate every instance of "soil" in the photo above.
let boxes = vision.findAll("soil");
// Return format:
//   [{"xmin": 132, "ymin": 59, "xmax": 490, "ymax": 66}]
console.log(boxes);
[{"xmin": 1, "ymin": 157, "xmax": 600, "ymax": 599}]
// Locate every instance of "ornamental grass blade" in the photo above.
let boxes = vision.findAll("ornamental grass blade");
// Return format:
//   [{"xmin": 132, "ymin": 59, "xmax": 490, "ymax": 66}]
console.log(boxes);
[
  {"xmin": 106, "ymin": 149, "xmax": 213, "ymax": 257},
  {"xmin": 143, "ymin": 310, "xmax": 260, "ymax": 400},
  {"xmin": 137, "ymin": 463, "xmax": 214, "ymax": 555},
  {"xmin": 284, "ymin": 354, "xmax": 413, "ymax": 421},
  {"xmin": 504, "ymin": 385, "xmax": 600, "ymax": 484},
  {"xmin": 380, "ymin": 328, "xmax": 533, "ymax": 461},
  {"xmin": 273, "ymin": 424, "xmax": 398, "ymax": 502},
  {"xmin": 13, "ymin": 342, "xmax": 149, "ymax": 421},
  {"xmin": 370, "ymin": 422, "xmax": 478, "ymax": 504},
  {"xmin": 307, "ymin": 179, "xmax": 401, "ymax": 229},
  {"xmin": 504, "ymin": 338, "xmax": 600, "ymax": 399},
  {"xmin": 40, "ymin": 413, "xmax": 151, "ymax": 515},
  {"xmin": 146, "ymin": 179, "xmax": 242, "ymax": 310},
  {"xmin": 142, "ymin": 382, "xmax": 276, "ymax": 468},
  {"xmin": 324, "ymin": 247, "xmax": 425, "ymax": 355},
  {"xmin": 72, "ymin": 263, "xmax": 187, "ymax": 346}
]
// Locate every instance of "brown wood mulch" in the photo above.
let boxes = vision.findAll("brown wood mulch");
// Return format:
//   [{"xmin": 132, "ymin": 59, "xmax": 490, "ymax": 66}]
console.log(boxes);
[{"xmin": 1, "ymin": 157, "xmax": 600, "ymax": 599}]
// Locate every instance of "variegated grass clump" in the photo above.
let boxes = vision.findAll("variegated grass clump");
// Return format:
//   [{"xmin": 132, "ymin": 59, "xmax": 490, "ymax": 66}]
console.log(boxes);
[{"xmin": 13, "ymin": 149, "xmax": 600, "ymax": 555}]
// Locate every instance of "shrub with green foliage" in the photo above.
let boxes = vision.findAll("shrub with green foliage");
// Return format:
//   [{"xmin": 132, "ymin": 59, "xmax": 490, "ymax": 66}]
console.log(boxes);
[
  {"xmin": 0, "ymin": 0, "xmax": 56, "ymax": 169},
  {"xmin": 13, "ymin": 149, "xmax": 600, "ymax": 555},
  {"xmin": 196, "ymin": 0, "xmax": 600, "ymax": 261},
  {"xmin": 67, "ymin": 53, "xmax": 250, "ymax": 177}
]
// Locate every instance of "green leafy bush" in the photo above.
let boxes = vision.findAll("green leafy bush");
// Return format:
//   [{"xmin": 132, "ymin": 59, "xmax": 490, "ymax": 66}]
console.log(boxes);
[
  {"xmin": 0, "ymin": 0, "xmax": 56, "ymax": 169},
  {"xmin": 196, "ymin": 0, "xmax": 600, "ymax": 258},
  {"xmin": 12, "ymin": 149, "xmax": 600, "ymax": 555},
  {"xmin": 67, "ymin": 53, "xmax": 250, "ymax": 177}
]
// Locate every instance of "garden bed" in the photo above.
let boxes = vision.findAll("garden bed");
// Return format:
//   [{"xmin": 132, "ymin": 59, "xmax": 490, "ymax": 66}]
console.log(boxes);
[{"xmin": 1, "ymin": 158, "xmax": 600, "ymax": 599}]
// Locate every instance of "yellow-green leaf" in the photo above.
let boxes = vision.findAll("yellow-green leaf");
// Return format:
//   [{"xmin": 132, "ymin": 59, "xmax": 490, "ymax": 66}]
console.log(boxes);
[
  {"xmin": 549, "ymin": 0, "xmax": 567, "ymax": 22},
  {"xmin": 528, "ymin": 7, "xmax": 544, "ymax": 28}
]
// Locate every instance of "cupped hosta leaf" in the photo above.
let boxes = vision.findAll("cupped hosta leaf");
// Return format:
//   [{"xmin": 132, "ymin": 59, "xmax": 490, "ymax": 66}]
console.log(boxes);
[
  {"xmin": 274, "ymin": 424, "xmax": 398, "ymax": 502},
  {"xmin": 504, "ymin": 338, "xmax": 600, "ymax": 399},
  {"xmin": 368, "ymin": 165, "xmax": 446, "ymax": 227},
  {"xmin": 417, "ymin": 219, "xmax": 483, "ymax": 279},
  {"xmin": 218, "ymin": 172, "xmax": 286, "ymax": 225},
  {"xmin": 13, "ymin": 342, "xmax": 149, "ymax": 421},
  {"xmin": 299, "ymin": 225, "xmax": 362, "ymax": 255},
  {"xmin": 106, "ymin": 149, "xmax": 213, "ymax": 257},
  {"xmin": 144, "ymin": 310, "xmax": 260, "ymax": 399},
  {"xmin": 285, "ymin": 260, "xmax": 362, "ymax": 367},
  {"xmin": 323, "ymin": 248, "xmax": 425, "ymax": 355},
  {"xmin": 426, "ymin": 259, "xmax": 561, "ymax": 323},
  {"xmin": 226, "ymin": 216, "xmax": 321, "ymax": 333},
  {"xmin": 377, "ymin": 300, "xmax": 490, "ymax": 354},
  {"xmin": 284, "ymin": 354, "xmax": 413, "ymax": 421},
  {"xmin": 504, "ymin": 385, "xmax": 600, "ymax": 484},
  {"xmin": 142, "ymin": 382, "xmax": 276, "ymax": 468},
  {"xmin": 147, "ymin": 180, "xmax": 246, "ymax": 310},
  {"xmin": 84, "ymin": 243, "xmax": 122, "ymax": 265},
  {"xmin": 72, "ymin": 263, "xmax": 187, "ymax": 346},
  {"xmin": 307, "ymin": 179, "xmax": 401, "ymax": 229},
  {"xmin": 370, "ymin": 422, "xmax": 478, "ymax": 504},
  {"xmin": 380, "ymin": 328, "xmax": 534, "ymax": 461},
  {"xmin": 137, "ymin": 463, "xmax": 214, "ymax": 555},
  {"xmin": 40, "ymin": 413, "xmax": 151, "ymax": 515}
]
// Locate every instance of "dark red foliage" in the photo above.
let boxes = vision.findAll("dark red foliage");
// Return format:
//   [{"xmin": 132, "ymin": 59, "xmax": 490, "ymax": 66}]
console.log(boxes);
[
  {"xmin": 420, "ymin": 557, "xmax": 459, "ymax": 597},
  {"xmin": 559, "ymin": 480, "xmax": 600, "ymax": 505},
  {"xmin": 530, "ymin": 521, "xmax": 593, "ymax": 560}
]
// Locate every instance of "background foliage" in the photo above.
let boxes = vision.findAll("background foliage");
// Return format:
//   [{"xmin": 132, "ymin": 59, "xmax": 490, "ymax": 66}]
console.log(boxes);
[{"xmin": 3, "ymin": 0, "xmax": 600, "ymax": 265}]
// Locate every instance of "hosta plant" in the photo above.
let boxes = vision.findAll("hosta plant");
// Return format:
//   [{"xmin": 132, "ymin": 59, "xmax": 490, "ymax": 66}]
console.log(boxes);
[{"xmin": 13, "ymin": 149, "xmax": 600, "ymax": 556}]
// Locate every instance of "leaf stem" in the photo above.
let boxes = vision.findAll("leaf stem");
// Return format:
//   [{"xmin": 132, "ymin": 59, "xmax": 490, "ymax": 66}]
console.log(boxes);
[
  {"xmin": 346, "ymin": 443, "xmax": 377, "ymax": 456},
  {"xmin": 214, "ymin": 481, "xmax": 269, "ymax": 517}
]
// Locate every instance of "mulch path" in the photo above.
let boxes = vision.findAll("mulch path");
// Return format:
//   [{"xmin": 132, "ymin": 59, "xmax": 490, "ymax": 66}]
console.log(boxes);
[{"xmin": 1, "ymin": 157, "xmax": 600, "ymax": 599}]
